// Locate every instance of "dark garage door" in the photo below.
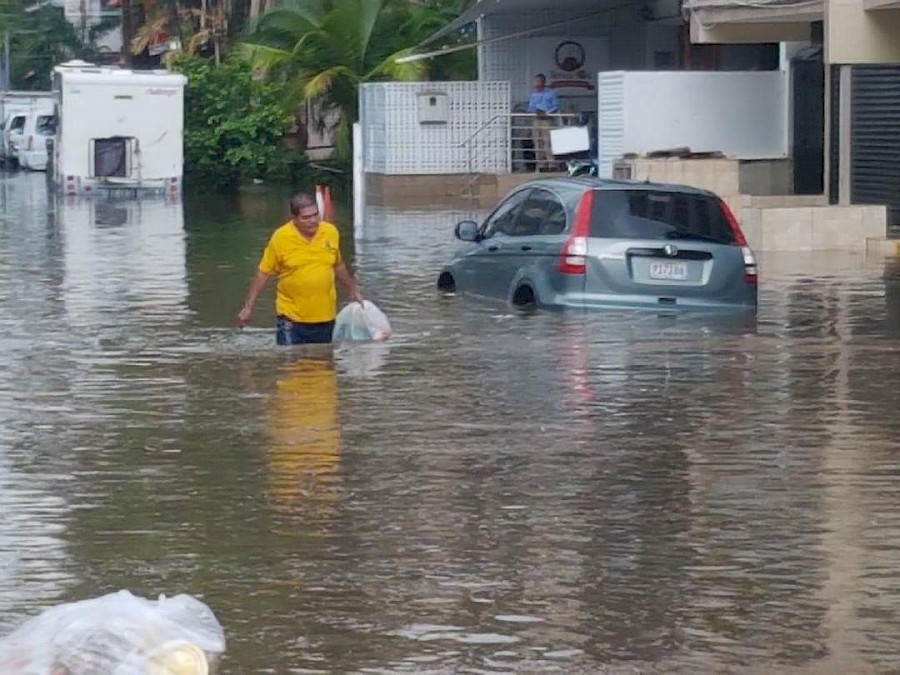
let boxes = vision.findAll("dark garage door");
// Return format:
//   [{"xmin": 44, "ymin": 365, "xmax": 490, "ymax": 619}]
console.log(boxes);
[{"xmin": 852, "ymin": 66, "xmax": 900, "ymax": 236}]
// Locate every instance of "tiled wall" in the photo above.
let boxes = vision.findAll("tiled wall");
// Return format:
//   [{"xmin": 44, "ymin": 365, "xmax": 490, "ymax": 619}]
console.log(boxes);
[{"xmin": 360, "ymin": 82, "xmax": 510, "ymax": 175}]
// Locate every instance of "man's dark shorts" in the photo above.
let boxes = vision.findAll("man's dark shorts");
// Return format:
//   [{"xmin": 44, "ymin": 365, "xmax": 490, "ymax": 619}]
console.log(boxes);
[{"xmin": 276, "ymin": 316, "xmax": 335, "ymax": 345}]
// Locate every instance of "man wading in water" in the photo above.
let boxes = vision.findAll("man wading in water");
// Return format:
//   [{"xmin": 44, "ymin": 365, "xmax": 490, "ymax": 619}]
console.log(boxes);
[{"xmin": 237, "ymin": 192, "xmax": 363, "ymax": 344}]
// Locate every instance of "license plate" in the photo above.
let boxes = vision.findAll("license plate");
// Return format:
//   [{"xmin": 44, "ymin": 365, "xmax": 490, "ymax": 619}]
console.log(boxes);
[{"xmin": 649, "ymin": 261, "xmax": 688, "ymax": 281}]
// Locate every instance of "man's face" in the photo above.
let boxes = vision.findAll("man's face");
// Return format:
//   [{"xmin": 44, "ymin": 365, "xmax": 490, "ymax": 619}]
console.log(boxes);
[
  {"xmin": 534, "ymin": 77, "xmax": 545, "ymax": 91},
  {"xmin": 294, "ymin": 205, "xmax": 320, "ymax": 237}
]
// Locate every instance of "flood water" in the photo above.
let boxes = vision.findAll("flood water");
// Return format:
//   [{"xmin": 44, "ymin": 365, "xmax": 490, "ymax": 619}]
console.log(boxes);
[{"xmin": 1, "ymin": 171, "xmax": 899, "ymax": 673}]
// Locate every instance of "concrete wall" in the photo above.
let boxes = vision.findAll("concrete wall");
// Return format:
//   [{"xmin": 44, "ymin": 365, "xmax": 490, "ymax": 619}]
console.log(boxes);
[
  {"xmin": 688, "ymin": 0, "xmax": 900, "ymax": 66},
  {"xmin": 826, "ymin": 2, "xmax": 900, "ymax": 64},
  {"xmin": 623, "ymin": 71, "xmax": 788, "ymax": 159},
  {"xmin": 740, "ymin": 204, "xmax": 887, "ymax": 252},
  {"xmin": 739, "ymin": 159, "xmax": 795, "ymax": 195},
  {"xmin": 365, "ymin": 172, "xmax": 541, "ymax": 208},
  {"xmin": 597, "ymin": 71, "xmax": 789, "ymax": 176}
]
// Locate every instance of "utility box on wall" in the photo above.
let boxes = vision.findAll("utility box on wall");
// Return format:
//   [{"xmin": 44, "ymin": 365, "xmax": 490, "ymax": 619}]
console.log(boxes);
[{"xmin": 417, "ymin": 91, "xmax": 449, "ymax": 124}]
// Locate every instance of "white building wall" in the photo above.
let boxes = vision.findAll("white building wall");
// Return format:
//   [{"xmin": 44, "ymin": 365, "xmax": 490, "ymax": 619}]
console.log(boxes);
[
  {"xmin": 360, "ymin": 82, "xmax": 510, "ymax": 175},
  {"xmin": 478, "ymin": 5, "xmax": 648, "ymax": 112},
  {"xmin": 597, "ymin": 70, "xmax": 789, "ymax": 176}
]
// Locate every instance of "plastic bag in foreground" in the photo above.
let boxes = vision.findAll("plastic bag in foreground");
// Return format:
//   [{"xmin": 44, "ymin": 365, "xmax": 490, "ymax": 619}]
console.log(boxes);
[{"xmin": 0, "ymin": 590, "xmax": 226, "ymax": 675}]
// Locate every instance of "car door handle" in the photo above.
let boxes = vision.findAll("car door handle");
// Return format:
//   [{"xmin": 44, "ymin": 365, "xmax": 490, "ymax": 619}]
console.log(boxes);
[
  {"xmin": 487, "ymin": 245, "xmax": 500, "ymax": 252},
  {"xmin": 520, "ymin": 245, "xmax": 532, "ymax": 251}
]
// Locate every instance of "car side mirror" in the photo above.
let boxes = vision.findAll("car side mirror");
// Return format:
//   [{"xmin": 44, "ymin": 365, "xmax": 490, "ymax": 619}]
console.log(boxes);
[{"xmin": 455, "ymin": 220, "xmax": 479, "ymax": 242}]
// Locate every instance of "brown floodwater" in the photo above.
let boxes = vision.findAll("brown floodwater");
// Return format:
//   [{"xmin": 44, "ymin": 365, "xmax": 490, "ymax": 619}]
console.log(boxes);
[{"xmin": 1, "ymin": 172, "xmax": 899, "ymax": 673}]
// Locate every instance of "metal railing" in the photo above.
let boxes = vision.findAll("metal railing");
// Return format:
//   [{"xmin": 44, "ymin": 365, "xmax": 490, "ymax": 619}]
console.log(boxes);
[{"xmin": 460, "ymin": 112, "xmax": 584, "ymax": 198}]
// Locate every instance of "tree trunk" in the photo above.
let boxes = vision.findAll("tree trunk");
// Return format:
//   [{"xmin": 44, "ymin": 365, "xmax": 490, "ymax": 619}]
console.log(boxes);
[
  {"xmin": 168, "ymin": 0, "xmax": 183, "ymax": 45},
  {"xmin": 120, "ymin": 0, "xmax": 133, "ymax": 66}
]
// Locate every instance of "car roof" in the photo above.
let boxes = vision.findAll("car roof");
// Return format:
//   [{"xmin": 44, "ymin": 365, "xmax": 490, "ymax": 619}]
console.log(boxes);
[{"xmin": 511, "ymin": 176, "xmax": 719, "ymax": 199}]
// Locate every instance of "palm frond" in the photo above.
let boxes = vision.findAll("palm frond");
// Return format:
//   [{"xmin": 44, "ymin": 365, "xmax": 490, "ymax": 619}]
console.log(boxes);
[
  {"xmin": 303, "ymin": 65, "xmax": 358, "ymax": 100},
  {"xmin": 365, "ymin": 48, "xmax": 427, "ymax": 82},
  {"xmin": 238, "ymin": 41, "xmax": 292, "ymax": 72},
  {"xmin": 130, "ymin": 12, "xmax": 169, "ymax": 55},
  {"xmin": 324, "ymin": 0, "xmax": 385, "ymax": 71}
]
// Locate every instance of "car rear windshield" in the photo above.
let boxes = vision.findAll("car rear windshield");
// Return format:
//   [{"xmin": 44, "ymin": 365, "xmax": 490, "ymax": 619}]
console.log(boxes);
[{"xmin": 589, "ymin": 189, "xmax": 737, "ymax": 245}]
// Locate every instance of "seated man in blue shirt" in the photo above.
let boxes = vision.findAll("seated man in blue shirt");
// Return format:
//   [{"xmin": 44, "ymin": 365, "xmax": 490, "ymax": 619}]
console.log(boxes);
[{"xmin": 527, "ymin": 74, "xmax": 559, "ymax": 171}]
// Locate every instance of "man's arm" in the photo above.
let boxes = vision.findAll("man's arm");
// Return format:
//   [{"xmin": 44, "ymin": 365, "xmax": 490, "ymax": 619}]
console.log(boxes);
[
  {"xmin": 335, "ymin": 261, "xmax": 364, "ymax": 304},
  {"xmin": 237, "ymin": 269, "xmax": 272, "ymax": 326}
]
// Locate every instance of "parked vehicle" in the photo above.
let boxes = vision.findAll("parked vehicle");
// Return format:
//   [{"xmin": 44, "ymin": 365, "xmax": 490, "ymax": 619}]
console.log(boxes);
[
  {"xmin": 0, "ymin": 93, "xmax": 55, "ymax": 168},
  {"xmin": 17, "ymin": 112, "xmax": 57, "ymax": 171},
  {"xmin": 3, "ymin": 113, "xmax": 28, "ymax": 168},
  {"xmin": 566, "ymin": 158, "xmax": 598, "ymax": 177},
  {"xmin": 0, "ymin": 91, "xmax": 55, "ymax": 127},
  {"xmin": 50, "ymin": 60, "xmax": 186, "ymax": 195},
  {"xmin": 437, "ymin": 177, "xmax": 758, "ymax": 311}
]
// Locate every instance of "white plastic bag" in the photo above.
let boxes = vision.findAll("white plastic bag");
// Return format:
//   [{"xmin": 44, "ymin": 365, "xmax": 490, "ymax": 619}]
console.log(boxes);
[
  {"xmin": 0, "ymin": 590, "xmax": 225, "ymax": 675},
  {"xmin": 333, "ymin": 301, "xmax": 392, "ymax": 342}
]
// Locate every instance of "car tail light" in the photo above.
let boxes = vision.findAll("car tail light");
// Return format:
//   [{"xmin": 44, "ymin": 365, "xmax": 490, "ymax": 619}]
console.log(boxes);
[
  {"xmin": 719, "ymin": 199, "xmax": 757, "ymax": 284},
  {"xmin": 741, "ymin": 246, "xmax": 758, "ymax": 284},
  {"xmin": 559, "ymin": 189, "xmax": 594, "ymax": 275}
]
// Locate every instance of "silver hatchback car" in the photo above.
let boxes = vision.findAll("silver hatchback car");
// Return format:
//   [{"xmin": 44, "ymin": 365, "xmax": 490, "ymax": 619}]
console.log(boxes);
[{"xmin": 437, "ymin": 178, "xmax": 758, "ymax": 311}]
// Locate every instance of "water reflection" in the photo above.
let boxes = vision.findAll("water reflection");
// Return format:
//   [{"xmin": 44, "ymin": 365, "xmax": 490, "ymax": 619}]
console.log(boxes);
[
  {"xmin": 53, "ymin": 195, "xmax": 188, "ymax": 331},
  {"xmin": 0, "ymin": 174, "xmax": 73, "ymax": 631},
  {"xmin": 264, "ymin": 353, "xmax": 342, "ymax": 519}
]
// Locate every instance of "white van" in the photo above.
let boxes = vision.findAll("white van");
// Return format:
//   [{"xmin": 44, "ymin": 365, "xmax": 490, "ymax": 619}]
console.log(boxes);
[
  {"xmin": 18, "ymin": 111, "xmax": 57, "ymax": 171},
  {"xmin": 2, "ymin": 113, "xmax": 28, "ymax": 167}
]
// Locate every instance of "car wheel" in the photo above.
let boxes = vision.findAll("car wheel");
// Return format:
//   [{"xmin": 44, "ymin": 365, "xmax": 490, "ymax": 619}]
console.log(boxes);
[
  {"xmin": 437, "ymin": 272, "xmax": 456, "ymax": 293},
  {"xmin": 512, "ymin": 285, "xmax": 536, "ymax": 309}
]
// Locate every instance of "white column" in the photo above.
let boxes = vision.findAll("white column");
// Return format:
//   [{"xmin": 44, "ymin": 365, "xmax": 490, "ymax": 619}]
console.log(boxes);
[
  {"xmin": 838, "ymin": 65, "xmax": 852, "ymax": 206},
  {"xmin": 352, "ymin": 122, "xmax": 364, "ymax": 241}
]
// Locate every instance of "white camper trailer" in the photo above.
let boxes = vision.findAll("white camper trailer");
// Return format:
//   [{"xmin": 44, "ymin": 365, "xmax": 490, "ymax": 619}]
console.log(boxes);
[{"xmin": 50, "ymin": 60, "xmax": 187, "ymax": 196}]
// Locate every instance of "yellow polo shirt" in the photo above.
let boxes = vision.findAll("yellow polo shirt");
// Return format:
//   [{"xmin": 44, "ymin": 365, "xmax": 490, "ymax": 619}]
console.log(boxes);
[{"xmin": 258, "ymin": 221, "xmax": 342, "ymax": 323}]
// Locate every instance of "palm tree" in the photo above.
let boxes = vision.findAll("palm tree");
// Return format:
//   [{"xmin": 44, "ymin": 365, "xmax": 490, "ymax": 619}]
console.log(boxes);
[{"xmin": 241, "ymin": 0, "xmax": 426, "ymax": 159}]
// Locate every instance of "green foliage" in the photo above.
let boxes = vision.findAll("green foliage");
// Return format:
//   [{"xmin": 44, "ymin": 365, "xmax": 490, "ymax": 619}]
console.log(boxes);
[
  {"xmin": 8, "ymin": 6, "xmax": 84, "ymax": 90},
  {"xmin": 170, "ymin": 53, "xmax": 295, "ymax": 191},
  {"xmin": 0, "ymin": 1, "xmax": 122, "ymax": 90},
  {"xmin": 241, "ymin": 0, "xmax": 429, "ymax": 160},
  {"xmin": 396, "ymin": 0, "xmax": 477, "ymax": 81}
]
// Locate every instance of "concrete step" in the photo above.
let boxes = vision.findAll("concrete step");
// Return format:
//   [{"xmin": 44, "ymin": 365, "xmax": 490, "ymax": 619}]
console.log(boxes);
[
  {"xmin": 740, "ymin": 204, "xmax": 887, "ymax": 252},
  {"xmin": 743, "ymin": 194, "xmax": 829, "ymax": 208},
  {"xmin": 866, "ymin": 238, "xmax": 900, "ymax": 257}
]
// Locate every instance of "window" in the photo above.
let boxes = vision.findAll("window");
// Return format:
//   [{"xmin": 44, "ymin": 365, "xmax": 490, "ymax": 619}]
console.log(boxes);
[
  {"xmin": 9, "ymin": 116, "xmax": 25, "ymax": 132},
  {"xmin": 512, "ymin": 188, "xmax": 567, "ymax": 236},
  {"xmin": 36, "ymin": 116, "xmax": 56, "ymax": 136},
  {"xmin": 590, "ymin": 189, "xmax": 736, "ymax": 245},
  {"xmin": 481, "ymin": 190, "xmax": 530, "ymax": 238},
  {"xmin": 93, "ymin": 137, "xmax": 129, "ymax": 178}
]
